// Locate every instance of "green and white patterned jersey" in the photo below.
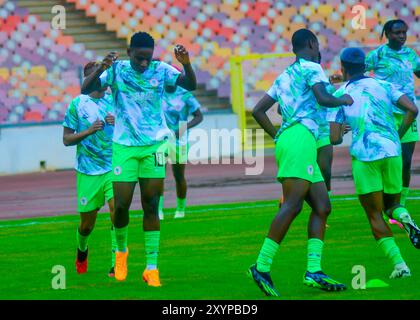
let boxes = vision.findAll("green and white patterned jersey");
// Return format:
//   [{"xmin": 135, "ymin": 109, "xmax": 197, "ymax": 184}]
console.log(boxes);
[
  {"xmin": 365, "ymin": 44, "xmax": 420, "ymax": 114},
  {"xmin": 99, "ymin": 60, "xmax": 181, "ymax": 146},
  {"xmin": 63, "ymin": 93, "xmax": 114, "ymax": 175},
  {"xmin": 266, "ymin": 58, "xmax": 330, "ymax": 140},
  {"xmin": 330, "ymin": 76, "xmax": 404, "ymax": 162},
  {"xmin": 162, "ymin": 86, "xmax": 201, "ymax": 145}
]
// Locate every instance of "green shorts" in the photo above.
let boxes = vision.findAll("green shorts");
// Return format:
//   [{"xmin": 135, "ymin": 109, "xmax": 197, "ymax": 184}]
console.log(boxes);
[
  {"xmin": 352, "ymin": 156, "xmax": 402, "ymax": 195},
  {"xmin": 112, "ymin": 141, "xmax": 168, "ymax": 182},
  {"xmin": 77, "ymin": 171, "xmax": 113, "ymax": 213},
  {"xmin": 275, "ymin": 123, "xmax": 324, "ymax": 183},
  {"xmin": 167, "ymin": 141, "xmax": 189, "ymax": 164},
  {"xmin": 316, "ymin": 136, "xmax": 331, "ymax": 149},
  {"xmin": 394, "ymin": 114, "xmax": 419, "ymax": 143}
]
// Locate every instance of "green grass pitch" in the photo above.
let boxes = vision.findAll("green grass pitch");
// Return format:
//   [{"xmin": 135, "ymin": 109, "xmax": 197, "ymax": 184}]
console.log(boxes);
[{"xmin": 1, "ymin": 191, "xmax": 420, "ymax": 300}]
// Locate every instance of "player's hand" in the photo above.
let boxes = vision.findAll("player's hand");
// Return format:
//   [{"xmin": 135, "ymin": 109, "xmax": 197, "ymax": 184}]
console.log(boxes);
[
  {"xmin": 174, "ymin": 45, "xmax": 190, "ymax": 65},
  {"xmin": 105, "ymin": 113, "xmax": 115, "ymax": 126},
  {"xmin": 100, "ymin": 52, "xmax": 118, "ymax": 71},
  {"xmin": 88, "ymin": 119, "xmax": 104, "ymax": 134},
  {"xmin": 341, "ymin": 94, "xmax": 354, "ymax": 105},
  {"xmin": 329, "ymin": 74, "xmax": 343, "ymax": 84}
]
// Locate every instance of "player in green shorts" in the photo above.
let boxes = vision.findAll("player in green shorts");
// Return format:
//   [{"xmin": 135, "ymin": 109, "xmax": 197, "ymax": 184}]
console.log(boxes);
[
  {"xmin": 63, "ymin": 62, "xmax": 116, "ymax": 276},
  {"xmin": 159, "ymin": 83, "xmax": 203, "ymax": 220},
  {"xmin": 249, "ymin": 29, "xmax": 353, "ymax": 297},
  {"xmin": 365, "ymin": 19, "xmax": 420, "ymax": 207},
  {"xmin": 330, "ymin": 48, "xmax": 420, "ymax": 279},
  {"xmin": 81, "ymin": 32, "xmax": 197, "ymax": 286}
]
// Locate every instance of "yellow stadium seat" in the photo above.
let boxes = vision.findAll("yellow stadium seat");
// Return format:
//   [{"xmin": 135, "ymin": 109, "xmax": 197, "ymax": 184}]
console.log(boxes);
[
  {"xmin": 0, "ymin": 68, "xmax": 10, "ymax": 80},
  {"xmin": 30, "ymin": 66, "xmax": 47, "ymax": 78}
]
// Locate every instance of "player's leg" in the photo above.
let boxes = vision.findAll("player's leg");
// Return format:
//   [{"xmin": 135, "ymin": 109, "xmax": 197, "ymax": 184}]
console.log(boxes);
[
  {"xmin": 75, "ymin": 172, "xmax": 104, "ymax": 274},
  {"xmin": 158, "ymin": 178, "xmax": 165, "ymax": 221},
  {"xmin": 112, "ymin": 143, "xmax": 141, "ymax": 281},
  {"xmin": 316, "ymin": 144, "xmax": 333, "ymax": 194},
  {"xmin": 354, "ymin": 156, "xmax": 411, "ymax": 278},
  {"xmin": 107, "ymin": 198, "xmax": 116, "ymax": 277},
  {"xmin": 400, "ymin": 141, "xmax": 416, "ymax": 206},
  {"xmin": 113, "ymin": 182, "xmax": 136, "ymax": 280},
  {"xmin": 172, "ymin": 163, "xmax": 187, "ymax": 218},
  {"xmin": 76, "ymin": 210, "xmax": 98, "ymax": 274},
  {"xmin": 139, "ymin": 178, "xmax": 163, "ymax": 287},
  {"xmin": 359, "ymin": 192, "xmax": 411, "ymax": 278},
  {"xmin": 248, "ymin": 178, "xmax": 310, "ymax": 297},
  {"xmin": 138, "ymin": 141, "xmax": 168, "ymax": 287},
  {"xmin": 303, "ymin": 181, "xmax": 346, "ymax": 291},
  {"xmin": 382, "ymin": 155, "xmax": 420, "ymax": 249}
]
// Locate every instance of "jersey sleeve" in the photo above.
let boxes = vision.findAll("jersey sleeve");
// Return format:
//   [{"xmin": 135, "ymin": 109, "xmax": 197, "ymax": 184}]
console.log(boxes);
[
  {"xmin": 266, "ymin": 78, "xmax": 279, "ymax": 100},
  {"xmin": 409, "ymin": 48, "xmax": 420, "ymax": 72},
  {"xmin": 185, "ymin": 93, "xmax": 201, "ymax": 114},
  {"xmin": 302, "ymin": 61, "xmax": 329, "ymax": 87},
  {"xmin": 62, "ymin": 98, "xmax": 79, "ymax": 131},
  {"xmin": 387, "ymin": 82, "xmax": 406, "ymax": 105},
  {"xmin": 99, "ymin": 62, "xmax": 117, "ymax": 87},
  {"xmin": 329, "ymin": 87, "xmax": 346, "ymax": 123},
  {"xmin": 365, "ymin": 49, "xmax": 378, "ymax": 72},
  {"xmin": 163, "ymin": 62, "xmax": 181, "ymax": 86}
]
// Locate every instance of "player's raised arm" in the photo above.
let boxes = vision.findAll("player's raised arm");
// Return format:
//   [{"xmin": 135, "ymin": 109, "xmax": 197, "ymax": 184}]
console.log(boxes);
[
  {"xmin": 81, "ymin": 52, "xmax": 118, "ymax": 94},
  {"xmin": 174, "ymin": 45, "xmax": 197, "ymax": 91},
  {"xmin": 252, "ymin": 94, "xmax": 278, "ymax": 139},
  {"xmin": 395, "ymin": 94, "xmax": 419, "ymax": 138}
]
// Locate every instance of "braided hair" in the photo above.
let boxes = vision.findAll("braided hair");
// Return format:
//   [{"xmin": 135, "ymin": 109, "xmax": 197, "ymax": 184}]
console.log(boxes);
[{"xmin": 381, "ymin": 19, "xmax": 408, "ymax": 40}]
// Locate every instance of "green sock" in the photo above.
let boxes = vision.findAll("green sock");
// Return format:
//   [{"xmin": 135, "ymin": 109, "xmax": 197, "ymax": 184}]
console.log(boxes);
[
  {"xmin": 400, "ymin": 187, "xmax": 409, "ymax": 206},
  {"xmin": 327, "ymin": 191, "xmax": 331, "ymax": 199},
  {"xmin": 391, "ymin": 207, "xmax": 409, "ymax": 221},
  {"xmin": 114, "ymin": 226, "xmax": 128, "ymax": 252},
  {"xmin": 176, "ymin": 197, "xmax": 186, "ymax": 211},
  {"xmin": 377, "ymin": 237, "xmax": 404, "ymax": 266},
  {"xmin": 307, "ymin": 238, "xmax": 324, "ymax": 273},
  {"xmin": 145, "ymin": 231, "xmax": 160, "ymax": 269},
  {"xmin": 76, "ymin": 228, "xmax": 89, "ymax": 252},
  {"xmin": 159, "ymin": 196, "xmax": 164, "ymax": 212},
  {"xmin": 256, "ymin": 237, "xmax": 279, "ymax": 273},
  {"xmin": 111, "ymin": 226, "xmax": 117, "ymax": 266}
]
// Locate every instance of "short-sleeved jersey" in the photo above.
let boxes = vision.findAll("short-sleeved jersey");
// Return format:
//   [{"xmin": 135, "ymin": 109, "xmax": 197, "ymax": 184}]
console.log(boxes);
[
  {"xmin": 63, "ymin": 93, "xmax": 114, "ymax": 175},
  {"xmin": 365, "ymin": 44, "xmax": 420, "ymax": 114},
  {"xmin": 99, "ymin": 60, "xmax": 181, "ymax": 146},
  {"xmin": 330, "ymin": 77, "xmax": 404, "ymax": 162},
  {"xmin": 162, "ymin": 86, "xmax": 201, "ymax": 145},
  {"xmin": 266, "ymin": 58, "xmax": 330, "ymax": 140}
]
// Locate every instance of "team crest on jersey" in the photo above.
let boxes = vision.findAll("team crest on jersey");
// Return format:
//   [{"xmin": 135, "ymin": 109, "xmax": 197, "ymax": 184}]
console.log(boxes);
[
  {"xmin": 114, "ymin": 166, "xmax": 122, "ymax": 175},
  {"xmin": 149, "ymin": 78, "xmax": 159, "ymax": 87},
  {"xmin": 307, "ymin": 165, "xmax": 314, "ymax": 175},
  {"xmin": 80, "ymin": 197, "xmax": 88, "ymax": 206}
]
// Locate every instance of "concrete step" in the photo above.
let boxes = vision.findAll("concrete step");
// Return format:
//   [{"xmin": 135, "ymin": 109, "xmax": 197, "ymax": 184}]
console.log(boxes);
[
  {"xmin": 70, "ymin": 33, "xmax": 124, "ymax": 43},
  {"xmin": 17, "ymin": 0, "xmax": 58, "ymax": 7}
]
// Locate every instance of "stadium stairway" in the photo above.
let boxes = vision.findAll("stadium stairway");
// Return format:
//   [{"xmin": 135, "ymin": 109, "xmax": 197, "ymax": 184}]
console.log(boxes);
[{"xmin": 16, "ymin": 0, "xmax": 232, "ymax": 112}]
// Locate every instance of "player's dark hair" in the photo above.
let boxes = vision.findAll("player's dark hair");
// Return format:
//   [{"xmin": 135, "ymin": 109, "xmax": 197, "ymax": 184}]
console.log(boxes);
[
  {"xmin": 83, "ymin": 61, "xmax": 97, "ymax": 77},
  {"xmin": 130, "ymin": 32, "xmax": 155, "ymax": 48},
  {"xmin": 381, "ymin": 19, "xmax": 408, "ymax": 40},
  {"xmin": 341, "ymin": 60, "xmax": 365, "ymax": 76},
  {"xmin": 291, "ymin": 29, "xmax": 318, "ymax": 53}
]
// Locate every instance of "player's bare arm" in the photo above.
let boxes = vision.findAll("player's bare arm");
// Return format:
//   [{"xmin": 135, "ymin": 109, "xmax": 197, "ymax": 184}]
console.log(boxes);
[
  {"xmin": 396, "ymin": 94, "xmax": 419, "ymax": 138},
  {"xmin": 174, "ymin": 45, "xmax": 197, "ymax": 91},
  {"xmin": 63, "ymin": 119, "xmax": 104, "ymax": 146},
  {"xmin": 81, "ymin": 52, "xmax": 118, "ymax": 95},
  {"xmin": 176, "ymin": 109, "xmax": 203, "ymax": 139},
  {"xmin": 252, "ymin": 94, "xmax": 278, "ymax": 139},
  {"xmin": 312, "ymin": 83, "xmax": 354, "ymax": 107}
]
